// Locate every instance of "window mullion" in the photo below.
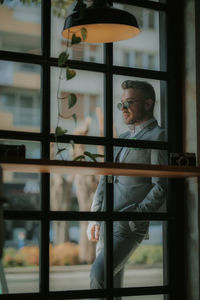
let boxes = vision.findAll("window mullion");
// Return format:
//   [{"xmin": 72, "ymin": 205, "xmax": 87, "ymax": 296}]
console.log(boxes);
[
  {"xmin": 40, "ymin": 0, "xmax": 51, "ymax": 297},
  {"xmin": 104, "ymin": 42, "xmax": 114, "ymax": 297}
]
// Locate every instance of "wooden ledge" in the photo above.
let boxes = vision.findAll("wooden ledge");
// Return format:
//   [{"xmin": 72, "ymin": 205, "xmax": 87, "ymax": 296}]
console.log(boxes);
[{"xmin": 0, "ymin": 158, "xmax": 200, "ymax": 178}]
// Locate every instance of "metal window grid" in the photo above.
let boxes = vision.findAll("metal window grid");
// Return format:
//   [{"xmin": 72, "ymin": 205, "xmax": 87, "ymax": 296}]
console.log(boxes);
[{"xmin": 0, "ymin": 0, "xmax": 186, "ymax": 299}]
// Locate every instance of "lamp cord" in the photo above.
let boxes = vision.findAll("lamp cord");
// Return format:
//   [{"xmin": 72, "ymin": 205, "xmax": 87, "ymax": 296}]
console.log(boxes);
[{"xmin": 92, "ymin": 0, "xmax": 111, "ymax": 7}]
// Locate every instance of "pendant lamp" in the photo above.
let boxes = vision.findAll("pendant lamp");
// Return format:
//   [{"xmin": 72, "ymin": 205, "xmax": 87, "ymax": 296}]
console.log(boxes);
[{"xmin": 62, "ymin": 0, "xmax": 141, "ymax": 43}]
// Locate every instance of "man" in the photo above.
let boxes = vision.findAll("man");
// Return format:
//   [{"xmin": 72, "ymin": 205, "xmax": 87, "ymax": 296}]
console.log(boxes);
[{"xmin": 87, "ymin": 80, "xmax": 167, "ymax": 298}]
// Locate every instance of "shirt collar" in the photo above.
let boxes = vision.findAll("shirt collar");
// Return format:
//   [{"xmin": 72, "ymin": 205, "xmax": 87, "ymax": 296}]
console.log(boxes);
[{"xmin": 128, "ymin": 117, "xmax": 156, "ymax": 136}]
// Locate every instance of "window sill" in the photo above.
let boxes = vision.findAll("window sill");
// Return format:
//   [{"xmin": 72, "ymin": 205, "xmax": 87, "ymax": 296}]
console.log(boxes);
[{"xmin": 0, "ymin": 158, "xmax": 200, "ymax": 178}]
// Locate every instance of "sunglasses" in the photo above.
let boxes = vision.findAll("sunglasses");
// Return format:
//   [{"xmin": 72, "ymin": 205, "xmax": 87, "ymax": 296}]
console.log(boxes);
[{"xmin": 117, "ymin": 99, "xmax": 140, "ymax": 110}]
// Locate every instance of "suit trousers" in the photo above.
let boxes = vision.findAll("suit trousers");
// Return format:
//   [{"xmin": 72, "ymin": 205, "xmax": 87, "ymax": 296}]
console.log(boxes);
[{"xmin": 90, "ymin": 221, "xmax": 148, "ymax": 300}]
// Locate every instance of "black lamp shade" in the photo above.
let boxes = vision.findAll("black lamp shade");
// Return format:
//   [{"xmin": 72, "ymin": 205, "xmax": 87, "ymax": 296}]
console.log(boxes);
[{"xmin": 62, "ymin": 6, "xmax": 140, "ymax": 43}]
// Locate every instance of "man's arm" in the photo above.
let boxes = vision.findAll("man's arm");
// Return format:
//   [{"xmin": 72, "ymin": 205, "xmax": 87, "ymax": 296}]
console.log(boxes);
[
  {"xmin": 136, "ymin": 148, "xmax": 167, "ymax": 213},
  {"xmin": 119, "ymin": 147, "xmax": 168, "ymax": 214},
  {"xmin": 90, "ymin": 175, "xmax": 106, "ymax": 212},
  {"xmin": 134, "ymin": 127, "xmax": 167, "ymax": 213},
  {"xmin": 87, "ymin": 175, "xmax": 106, "ymax": 241}
]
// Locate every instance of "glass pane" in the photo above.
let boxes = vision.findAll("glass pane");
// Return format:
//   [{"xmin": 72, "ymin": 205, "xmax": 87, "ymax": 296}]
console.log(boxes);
[
  {"xmin": 113, "ymin": 144, "xmax": 168, "ymax": 213},
  {"xmin": 50, "ymin": 142, "xmax": 104, "ymax": 161},
  {"xmin": 113, "ymin": 172, "xmax": 168, "ymax": 213},
  {"xmin": 50, "ymin": 172, "xmax": 103, "ymax": 212},
  {"xmin": 123, "ymin": 296, "xmax": 165, "ymax": 300},
  {"xmin": 51, "ymin": 0, "xmax": 104, "ymax": 63},
  {"xmin": 113, "ymin": 221, "xmax": 167, "ymax": 288},
  {"xmin": 0, "ymin": 61, "xmax": 41, "ymax": 132},
  {"xmin": 50, "ymin": 143, "xmax": 104, "ymax": 212},
  {"xmin": 0, "ymin": 140, "xmax": 41, "ymax": 159},
  {"xmin": 147, "ymin": 0, "xmax": 166, "ymax": 2},
  {"xmin": 2, "ymin": 171, "xmax": 41, "ymax": 211},
  {"xmin": 114, "ymin": 146, "xmax": 168, "ymax": 164},
  {"xmin": 0, "ymin": 0, "xmax": 41, "ymax": 54},
  {"xmin": 113, "ymin": 76, "xmax": 167, "ymax": 141},
  {"xmin": 50, "ymin": 221, "xmax": 105, "ymax": 290},
  {"xmin": 113, "ymin": 5, "xmax": 166, "ymax": 71},
  {"xmin": 1, "ymin": 220, "xmax": 40, "ymax": 293},
  {"xmin": 0, "ymin": 140, "xmax": 41, "ymax": 210},
  {"xmin": 51, "ymin": 67, "xmax": 104, "ymax": 136}
]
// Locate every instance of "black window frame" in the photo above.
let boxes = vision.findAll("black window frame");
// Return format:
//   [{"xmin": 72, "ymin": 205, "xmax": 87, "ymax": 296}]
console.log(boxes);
[{"xmin": 0, "ymin": 0, "xmax": 186, "ymax": 299}]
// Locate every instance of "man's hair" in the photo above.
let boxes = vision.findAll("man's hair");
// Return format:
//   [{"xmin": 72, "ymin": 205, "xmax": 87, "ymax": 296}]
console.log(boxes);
[{"xmin": 121, "ymin": 80, "xmax": 156, "ymax": 108}]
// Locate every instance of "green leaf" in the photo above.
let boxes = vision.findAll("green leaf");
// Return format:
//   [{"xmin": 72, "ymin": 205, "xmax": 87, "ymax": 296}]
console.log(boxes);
[
  {"xmin": 55, "ymin": 126, "xmax": 68, "ymax": 137},
  {"xmin": 84, "ymin": 152, "xmax": 104, "ymax": 162},
  {"xmin": 81, "ymin": 28, "xmax": 87, "ymax": 41},
  {"xmin": 71, "ymin": 33, "xmax": 81, "ymax": 45},
  {"xmin": 83, "ymin": 151, "xmax": 97, "ymax": 162},
  {"xmin": 72, "ymin": 113, "xmax": 77, "ymax": 124},
  {"xmin": 69, "ymin": 140, "xmax": 75, "ymax": 150},
  {"xmin": 56, "ymin": 148, "xmax": 66, "ymax": 156},
  {"xmin": 68, "ymin": 93, "xmax": 77, "ymax": 109},
  {"xmin": 66, "ymin": 66, "xmax": 76, "ymax": 80},
  {"xmin": 58, "ymin": 52, "xmax": 69, "ymax": 67},
  {"xmin": 73, "ymin": 155, "xmax": 85, "ymax": 161}
]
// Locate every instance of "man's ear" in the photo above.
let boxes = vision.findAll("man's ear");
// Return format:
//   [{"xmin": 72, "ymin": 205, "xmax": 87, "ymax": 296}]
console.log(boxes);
[{"xmin": 144, "ymin": 98, "xmax": 153, "ymax": 111}]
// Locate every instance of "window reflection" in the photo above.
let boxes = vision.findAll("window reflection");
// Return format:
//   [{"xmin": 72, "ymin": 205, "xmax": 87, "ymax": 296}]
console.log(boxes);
[
  {"xmin": 50, "ymin": 221, "xmax": 98, "ymax": 291},
  {"xmin": 123, "ymin": 295, "xmax": 164, "ymax": 300},
  {"xmin": 0, "ymin": 61, "xmax": 41, "ymax": 132},
  {"xmin": 2, "ymin": 220, "xmax": 40, "ymax": 293},
  {"xmin": 50, "ymin": 172, "xmax": 101, "ymax": 212},
  {"xmin": 3, "ymin": 171, "xmax": 41, "ymax": 211},
  {"xmin": 147, "ymin": 0, "xmax": 166, "ymax": 2},
  {"xmin": 122, "ymin": 221, "xmax": 166, "ymax": 287},
  {"xmin": 0, "ymin": 140, "xmax": 41, "ymax": 211},
  {"xmin": 0, "ymin": 0, "xmax": 41, "ymax": 54},
  {"xmin": 0, "ymin": 140, "xmax": 41, "ymax": 159},
  {"xmin": 113, "ymin": 5, "xmax": 166, "ymax": 71},
  {"xmin": 51, "ymin": 68, "xmax": 104, "ymax": 137},
  {"xmin": 50, "ymin": 142, "xmax": 104, "ymax": 162}
]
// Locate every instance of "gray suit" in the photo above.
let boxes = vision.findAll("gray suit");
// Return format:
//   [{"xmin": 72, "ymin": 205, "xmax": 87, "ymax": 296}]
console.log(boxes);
[{"xmin": 89, "ymin": 119, "xmax": 167, "ymax": 299}]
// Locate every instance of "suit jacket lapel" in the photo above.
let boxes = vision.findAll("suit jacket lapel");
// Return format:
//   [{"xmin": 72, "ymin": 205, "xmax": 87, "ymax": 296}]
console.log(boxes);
[
  {"xmin": 120, "ymin": 120, "xmax": 158, "ymax": 162},
  {"xmin": 114, "ymin": 131, "xmax": 130, "ymax": 162},
  {"xmin": 128, "ymin": 119, "xmax": 158, "ymax": 141},
  {"xmin": 133, "ymin": 120, "xmax": 157, "ymax": 140}
]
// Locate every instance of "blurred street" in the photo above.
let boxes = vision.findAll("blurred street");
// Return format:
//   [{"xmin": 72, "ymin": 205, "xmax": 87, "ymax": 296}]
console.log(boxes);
[{"xmin": 2, "ymin": 265, "xmax": 163, "ymax": 298}]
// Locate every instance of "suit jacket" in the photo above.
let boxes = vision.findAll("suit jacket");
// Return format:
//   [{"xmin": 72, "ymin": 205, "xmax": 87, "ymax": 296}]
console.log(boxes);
[{"xmin": 90, "ymin": 119, "xmax": 167, "ymax": 216}]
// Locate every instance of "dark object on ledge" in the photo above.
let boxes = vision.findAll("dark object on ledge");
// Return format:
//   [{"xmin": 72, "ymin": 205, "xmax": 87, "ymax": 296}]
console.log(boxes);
[
  {"xmin": 170, "ymin": 152, "xmax": 196, "ymax": 166},
  {"xmin": 0, "ymin": 144, "xmax": 26, "ymax": 159}
]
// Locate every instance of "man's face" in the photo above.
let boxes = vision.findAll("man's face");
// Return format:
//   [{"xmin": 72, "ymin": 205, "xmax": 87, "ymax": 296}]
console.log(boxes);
[{"xmin": 121, "ymin": 88, "xmax": 149, "ymax": 125}]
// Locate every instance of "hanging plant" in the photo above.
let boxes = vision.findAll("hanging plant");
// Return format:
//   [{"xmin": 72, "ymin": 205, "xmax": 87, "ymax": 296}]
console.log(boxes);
[{"xmin": 55, "ymin": 28, "xmax": 104, "ymax": 162}]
